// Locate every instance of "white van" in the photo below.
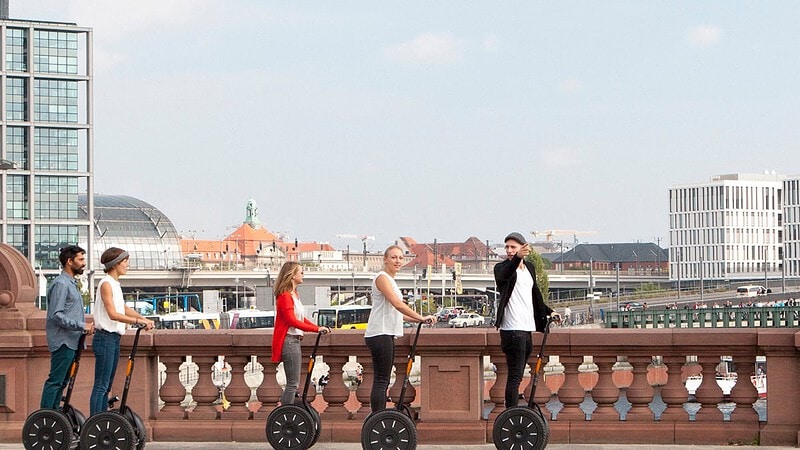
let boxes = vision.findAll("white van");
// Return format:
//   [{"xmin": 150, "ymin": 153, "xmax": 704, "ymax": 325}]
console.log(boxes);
[{"xmin": 736, "ymin": 285, "xmax": 765, "ymax": 297}]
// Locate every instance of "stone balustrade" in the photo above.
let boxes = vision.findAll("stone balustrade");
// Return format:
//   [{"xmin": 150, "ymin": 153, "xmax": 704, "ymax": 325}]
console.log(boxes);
[{"xmin": 1, "ymin": 326, "xmax": 799, "ymax": 446}]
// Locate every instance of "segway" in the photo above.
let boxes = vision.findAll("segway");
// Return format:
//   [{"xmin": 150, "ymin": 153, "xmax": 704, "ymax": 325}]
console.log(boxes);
[
  {"xmin": 492, "ymin": 317, "xmax": 556, "ymax": 450},
  {"xmin": 79, "ymin": 324, "xmax": 148, "ymax": 450},
  {"xmin": 266, "ymin": 331, "xmax": 327, "ymax": 450},
  {"xmin": 361, "ymin": 320, "xmax": 429, "ymax": 450},
  {"xmin": 22, "ymin": 332, "xmax": 88, "ymax": 450}
]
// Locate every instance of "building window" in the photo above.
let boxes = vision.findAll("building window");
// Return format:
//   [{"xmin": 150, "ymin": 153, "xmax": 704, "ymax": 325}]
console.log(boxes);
[
  {"xmin": 7, "ymin": 225, "xmax": 29, "ymax": 257},
  {"xmin": 34, "ymin": 128, "xmax": 78, "ymax": 171},
  {"xmin": 6, "ymin": 127, "xmax": 28, "ymax": 170},
  {"xmin": 6, "ymin": 175, "xmax": 29, "ymax": 219},
  {"xmin": 6, "ymin": 77, "xmax": 27, "ymax": 121},
  {"xmin": 6, "ymin": 27, "xmax": 28, "ymax": 72},
  {"xmin": 33, "ymin": 30, "xmax": 78, "ymax": 74},
  {"xmin": 34, "ymin": 176, "xmax": 78, "ymax": 220},
  {"xmin": 34, "ymin": 79, "xmax": 78, "ymax": 123},
  {"xmin": 35, "ymin": 224, "xmax": 81, "ymax": 269}
]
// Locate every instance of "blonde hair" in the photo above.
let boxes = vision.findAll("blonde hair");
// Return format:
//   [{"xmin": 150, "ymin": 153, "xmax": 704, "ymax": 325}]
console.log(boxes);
[
  {"xmin": 274, "ymin": 261, "xmax": 301, "ymax": 297},
  {"xmin": 383, "ymin": 245, "xmax": 403, "ymax": 258}
]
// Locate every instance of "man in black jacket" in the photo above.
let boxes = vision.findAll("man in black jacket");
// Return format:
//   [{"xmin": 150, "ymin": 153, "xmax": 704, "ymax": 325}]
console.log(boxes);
[{"xmin": 494, "ymin": 232, "xmax": 558, "ymax": 407}]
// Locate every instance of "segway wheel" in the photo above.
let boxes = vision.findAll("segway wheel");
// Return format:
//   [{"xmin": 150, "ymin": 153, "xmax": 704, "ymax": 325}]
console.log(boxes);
[
  {"xmin": 123, "ymin": 409, "xmax": 148, "ymax": 450},
  {"xmin": 492, "ymin": 406, "xmax": 549, "ymax": 450},
  {"xmin": 307, "ymin": 404, "xmax": 322, "ymax": 447},
  {"xmin": 361, "ymin": 409, "xmax": 417, "ymax": 450},
  {"xmin": 22, "ymin": 409, "xmax": 74, "ymax": 450},
  {"xmin": 80, "ymin": 411, "xmax": 138, "ymax": 450},
  {"xmin": 266, "ymin": 404, "xmax": 315, "ymax": 450}
]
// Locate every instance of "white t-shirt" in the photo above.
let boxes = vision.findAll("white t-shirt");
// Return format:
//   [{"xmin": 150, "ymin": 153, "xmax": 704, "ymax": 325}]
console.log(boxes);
[
  {"xmin": 94, "ymin": 275, "xmax": 127, "ymax": 335},
  {"xmin": 287, "ymin": 292, "xmax": 305, "ymax": 336},
  {"xmin": 499, "ymin": 265, "xmax": 536, "ymax": 332},
  {"xmin": 365, "ymin": 271, "xmax": 403, "ymax": 338}
]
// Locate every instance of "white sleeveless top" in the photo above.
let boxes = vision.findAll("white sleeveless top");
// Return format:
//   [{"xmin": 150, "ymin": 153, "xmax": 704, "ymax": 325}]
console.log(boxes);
[
  {"xmin": 365, "ymin": 271, "xmax": 403, "ymax": 338},
  {"xmin": 94, "ymin": 275, "xmax": 127, "ymax": 335}
]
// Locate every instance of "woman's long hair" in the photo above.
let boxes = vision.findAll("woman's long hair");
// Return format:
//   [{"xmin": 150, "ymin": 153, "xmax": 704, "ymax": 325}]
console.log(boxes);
[{"xmin": 274, "ymin": 261, "xmax": 301, "ymax": 297}]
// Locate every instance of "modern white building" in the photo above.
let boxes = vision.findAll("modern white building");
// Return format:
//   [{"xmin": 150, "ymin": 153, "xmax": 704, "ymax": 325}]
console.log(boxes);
[
  {"xmin": 782, "ymin": 175, "xmax": 800, "ymax": 280},
  {"xmin": 669, "ymin": 173, "xmax": 784, "ymax": 282}
]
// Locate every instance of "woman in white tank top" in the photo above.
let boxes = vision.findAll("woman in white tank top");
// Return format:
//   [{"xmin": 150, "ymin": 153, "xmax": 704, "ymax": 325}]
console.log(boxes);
[{"xmin": 364, "ymin": 245, "xmax": 437, "ymax": 413}]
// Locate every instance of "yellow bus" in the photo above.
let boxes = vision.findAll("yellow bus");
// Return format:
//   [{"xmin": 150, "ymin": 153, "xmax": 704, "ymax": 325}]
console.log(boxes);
[{"xmin": 314, "ymin": 305, "xmax": 371, "ymax": 329}]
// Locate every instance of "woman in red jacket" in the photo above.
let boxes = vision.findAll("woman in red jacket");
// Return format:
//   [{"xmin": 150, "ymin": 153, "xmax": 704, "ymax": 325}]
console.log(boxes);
[{"xmin": 271, "ymin": 261, "xmax": 330, "ymax": 405}]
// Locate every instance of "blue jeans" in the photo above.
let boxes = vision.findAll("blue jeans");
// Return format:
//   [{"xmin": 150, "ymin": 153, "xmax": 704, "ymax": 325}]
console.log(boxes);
[
  {"xmin": 40, "ymin": 344, "xmax": 76, "ymax": 409},
  {"xmin": 365, "ymin": 334, "xmax": 395, "ymax": 412},
  {"xmin": 90, "ymin": 330, "xmax": 121, "ymax": 415},
  {"xmin": 500, "ymin": 330, "xmax": 532, "ymax": 408}
]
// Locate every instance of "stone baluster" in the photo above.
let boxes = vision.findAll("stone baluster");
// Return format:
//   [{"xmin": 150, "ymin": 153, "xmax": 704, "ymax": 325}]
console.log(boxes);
[
  {"xmin": 158, "ymin": 355, "xmax": 187, "ymax": 419},
  {"xmin": 320, "ymin": 354, "xmax": 351, "ymax": 419},
  {"xmin": 681, "ymin": 355, "xmax": 703, "ymax": 420},
  {"xmin": 254, "ymin": 358, "xmax": 282, "ymax": 419},
  {"xmin": 354, "ymin": 355, "xmax": 373, "ymax": 418},
  {"xmin": 188, "ymin": 355, "xmax": 221, "ymax": 420},
  {"xmin": 660, "ymin": 354, "xmax": 688, "ymax": 422},
  {"xmin": 728, "ymin": 355, "xmax": 759, "ymax": 423},
  {"xmin": 554, "ymin": 355, "xmax": 585, "ymax": 422},
  {"xmin": 693, "ymin": 354, "xmax": 724, "ymax": 421},
  {"xmin": 577, "ymin": 356, "xmax": 599, "ymax": 420},
  {"xmin": 542, "ymin": 356, "xmax": 565, "ymax": 420},
  {"xmin": 625, "ymin": 355, "xmax": 654, "ymax": 421},
  {"xmin": 646, "ymin": 356, "xmax": 669, "ymax": 420},
  {"xmin": 611, "ymin": 356, "xmax": 634, "ymax": 420},
  {"xmin": 221, "ymin": 355, "xmax": 251, "ymax": 419},
  {"xmin": 589, "ymin": 355, "xmax": 618, "ymax": 421},
  {"xmin": 487, "ymin": 353, "xmax": 508, "ymax": 421}
]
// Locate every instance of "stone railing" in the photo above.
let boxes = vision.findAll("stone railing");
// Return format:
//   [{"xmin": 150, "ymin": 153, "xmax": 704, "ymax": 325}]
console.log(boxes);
[
  {"xmin": 606, "ymin": 306, "xmax": 800, "ymax": 328},
  {"xmin": 2, "ymin": 326, "xmax": 799, "ymax": 446}
]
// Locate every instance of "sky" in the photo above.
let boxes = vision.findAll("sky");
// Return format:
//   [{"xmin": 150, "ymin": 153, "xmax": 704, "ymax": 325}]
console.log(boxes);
[{"xmin": 14, "ymin": 1, "xmax": 800, "ymax": 251}]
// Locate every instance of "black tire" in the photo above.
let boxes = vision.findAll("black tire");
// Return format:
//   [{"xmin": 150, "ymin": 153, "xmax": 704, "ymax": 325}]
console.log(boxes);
[
  {"xmin": 266, "ymin": 404, "xmax": 315, "ymax": 450},
  {"xmin": 307, "ymin": 404, "xmax": 322, "ymax": 447},
  {"xmin": 126, "ymin": 410, "xmax": 147, "ymax": 450},
  {"xmin": 22, "ymin": 409, "xmax": 74, "ymax": 450},
  {"xmin": 492, "ymin": 406, "xmax": 549, "ymax": 450},
  {"xmin": 361, "ymin": 409, "xmax": 417, "ymax": 450},
  {"xmin": 80, "ymin": 411, "xmax": 138, "ymax": 450}
]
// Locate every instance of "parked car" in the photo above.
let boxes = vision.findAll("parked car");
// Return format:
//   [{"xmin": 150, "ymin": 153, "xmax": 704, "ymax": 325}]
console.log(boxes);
[
  {"xmin": 449, "ymin": 313, "xmax": 485, "ymax": 328},
  {"xmin": 622, "ymin": 302, "xmax": 643, "ymax": 311}
]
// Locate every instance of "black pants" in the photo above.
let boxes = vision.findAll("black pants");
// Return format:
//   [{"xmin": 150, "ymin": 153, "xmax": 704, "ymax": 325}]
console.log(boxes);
[
  {"xmin": 365, "ymin": 334, "xmax": 395, "ymax": 412},
  {"xmin": 500, "ymin": 330, "xmax": 533, "ymax": 408}
]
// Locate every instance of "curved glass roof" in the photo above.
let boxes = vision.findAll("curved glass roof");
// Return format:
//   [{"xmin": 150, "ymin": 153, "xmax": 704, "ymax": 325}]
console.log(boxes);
[{"xmin": 78, "ymin": 194, "xmax": 182, "ymax": 270}]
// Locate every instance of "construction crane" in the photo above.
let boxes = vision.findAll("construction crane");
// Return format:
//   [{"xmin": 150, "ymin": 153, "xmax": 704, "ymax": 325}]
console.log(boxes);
[
  {"xmin": 335, "ymin": 234, "xmax": 376, "ymax": 271},
  {"xmin": 530, "ymin": 230, "xmax": 597, "ymax": 244}
]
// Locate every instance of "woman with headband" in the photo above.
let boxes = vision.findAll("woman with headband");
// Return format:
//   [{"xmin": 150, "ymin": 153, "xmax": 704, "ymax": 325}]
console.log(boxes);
[{"xmin": 89, "ymin": 247, "xmax": 155, "ymax": 415}]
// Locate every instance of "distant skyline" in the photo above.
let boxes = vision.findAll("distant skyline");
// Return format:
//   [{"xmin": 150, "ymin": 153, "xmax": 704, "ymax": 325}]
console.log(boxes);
[{"xmin": 14, "ymin": 1, "xmax": 800, "ymax": 251}]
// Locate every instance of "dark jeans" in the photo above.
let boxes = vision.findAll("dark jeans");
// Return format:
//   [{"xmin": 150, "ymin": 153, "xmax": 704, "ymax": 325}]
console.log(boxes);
[
  {"xmin": 365, "ymin": 334, "xmax": 395, "ymax": 413},
  {"xmin": 90, "ymin": 330, "xmax": 121, "ymax": 415},
  {"xmin": 40, "ymin": 344, "xmax": 76, "ymax": 409},
  {"xmin": 500, "ymin": 330, "xmax": 532, "ymax": 408}
]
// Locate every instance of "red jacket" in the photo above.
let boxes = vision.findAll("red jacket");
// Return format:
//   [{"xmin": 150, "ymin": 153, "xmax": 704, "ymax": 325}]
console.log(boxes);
[{"xmin": 271, "ymin": 291, "xmax": 320, "ymax": 363}]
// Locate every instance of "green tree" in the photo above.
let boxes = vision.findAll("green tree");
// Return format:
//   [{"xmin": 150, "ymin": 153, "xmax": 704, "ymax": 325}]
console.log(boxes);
[{"xmin": 526, "ymin": 250, "xmax": 550, "ymax": 301}]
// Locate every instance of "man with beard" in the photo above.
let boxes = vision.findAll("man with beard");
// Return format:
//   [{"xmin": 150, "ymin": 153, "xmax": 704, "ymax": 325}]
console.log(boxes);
[{"xmin": 40, "ymin": 245, "xmax": 94, "ymax": 409}]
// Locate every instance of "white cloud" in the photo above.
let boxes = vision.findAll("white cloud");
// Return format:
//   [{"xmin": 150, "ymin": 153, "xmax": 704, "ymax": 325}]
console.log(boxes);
[
  {"xmin": 541, "ymin": 148, "xmax": 581, "ymax": 169},
  {"xmin": 481, "ymin": 33, "xmax": 500, "ymax": 52},
  {"xmin": 687, "ymin": 25, "xmax": 722, "ymax": 48},
  {"xmin": 385, "ymin": 32, "xmax": 463, "ymax": 64},
  {"xmin": 558, "ymin": 78, "xmax": 583, "ymax": 93}
]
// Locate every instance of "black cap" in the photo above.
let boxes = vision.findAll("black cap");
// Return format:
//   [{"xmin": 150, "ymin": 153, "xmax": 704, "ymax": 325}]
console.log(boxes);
[{"xmin": 504, "ymin": 232, "xmax": 526, "ymax": 245}]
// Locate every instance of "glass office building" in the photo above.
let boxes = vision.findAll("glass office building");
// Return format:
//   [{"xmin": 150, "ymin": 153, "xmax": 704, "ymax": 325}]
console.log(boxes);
[{"xmin": 0, "ymin": 17, "xmax": 94, "ymax": 271}]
